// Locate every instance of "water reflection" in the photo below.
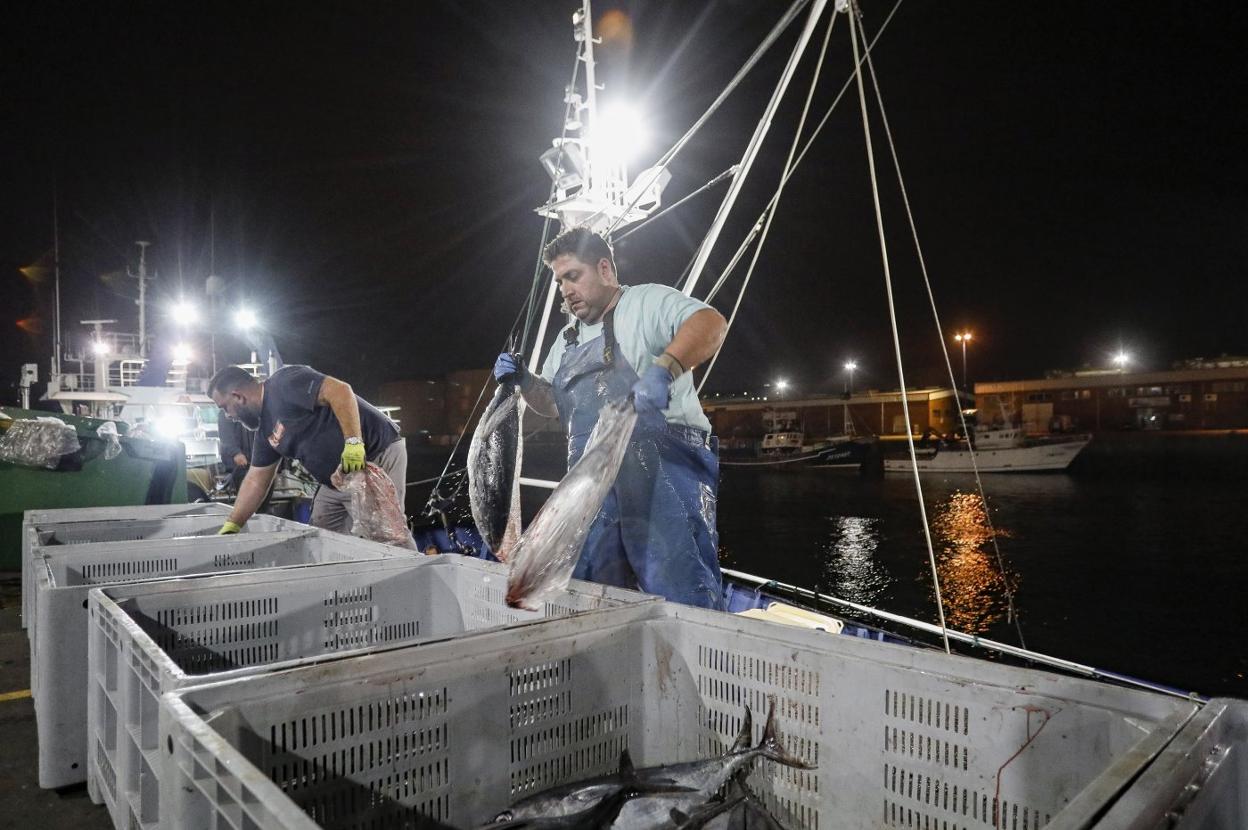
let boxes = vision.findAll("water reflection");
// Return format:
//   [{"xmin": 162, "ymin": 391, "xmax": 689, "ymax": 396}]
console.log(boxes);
[
  {"xmin": 822, "ymin": 516, "xmax": 891, "ymax": 606},
  {"xmin": 928, "ymin": 491, "xmax": 1017, "ymax": 634}
]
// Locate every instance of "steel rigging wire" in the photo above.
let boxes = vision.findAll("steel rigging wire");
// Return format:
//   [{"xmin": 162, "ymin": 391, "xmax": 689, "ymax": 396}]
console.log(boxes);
[
  {"xmin": 856, "ymin": 6, "xmax": 1028, "ymax": 648},
  {"xmin": 847, "ymin": 0, "xmax": 952, "ymax": 654}
]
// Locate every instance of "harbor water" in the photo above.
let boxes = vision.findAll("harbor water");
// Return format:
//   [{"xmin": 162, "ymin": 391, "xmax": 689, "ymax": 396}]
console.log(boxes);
[
  {"xmin": 716, "ymin": 466, "xmax": 1248, "ymax": 700},
  {"xmin": 409, "ymin": 444, "xmax": 1247, "ymax": 700}
]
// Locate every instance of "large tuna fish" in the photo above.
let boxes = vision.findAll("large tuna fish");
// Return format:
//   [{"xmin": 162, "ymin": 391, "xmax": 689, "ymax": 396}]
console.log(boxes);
[
  {"xmin": 497, "ymin": 700, "xmax": 813, "ymax": 825},
  {"xmin": 505, "ymin": 399, "xmax": 637, "ymax": 609},
  {"xmin": 482, "ymin": 750, "xmax": 692, "ymax": 830},
  {"xmin": 468, "ymin": 380, "xmax": 523, "ymax": 561}
]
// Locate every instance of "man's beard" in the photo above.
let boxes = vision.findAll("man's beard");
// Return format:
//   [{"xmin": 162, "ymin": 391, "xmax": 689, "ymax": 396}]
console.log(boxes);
[{"xmin": 236, "ymin": 405, "xmax": 261, "ymax": 431}]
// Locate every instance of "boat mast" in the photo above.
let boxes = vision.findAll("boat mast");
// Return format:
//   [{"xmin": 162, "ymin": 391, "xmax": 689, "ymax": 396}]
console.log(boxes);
[
  {"xmin": 133, "ymin": 241, "xmax": 151, "ymax": 358},
  {"xmin": 52, "ymin": 184, "xmax": 62, "ymax": 388},
  {"xmin": 527, "ymin": 0, "xmax": 672, "ymax": 374}
]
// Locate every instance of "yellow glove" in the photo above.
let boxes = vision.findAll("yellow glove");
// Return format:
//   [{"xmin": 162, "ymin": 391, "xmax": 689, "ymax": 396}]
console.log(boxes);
[
  {"xmin": 341, "ymin": 438, "xmax": 366, "ymax": 473},
  {"xmin": 218, "ymin": 520, "xmax": 242, "ymax": 535}
]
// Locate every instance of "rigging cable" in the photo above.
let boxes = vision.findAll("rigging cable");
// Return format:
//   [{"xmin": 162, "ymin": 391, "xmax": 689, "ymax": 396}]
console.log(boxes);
[
  {"xmin": 848, "ymin": 2, "xmax": 951, "ymax": 654},
  {"xmin": 422, "ymin": 45, "xmax": 583, "ymax": 514},
  {"xmin": 583, "ymin": 0, "xmax": 814, "ymax": 238},
  {"xmin": 857, "ymin": 10, "xmax": 1027, "ymax": 648},
  {"xmin": 613, "ymin": 165, "xmax": 738, "ymax": 244},
  {"xmin": 700, "ymin": 0, "xmax": 906, "ymax": 307},
  {"xmin": 694, "ymin": 0, "xmax": 907, "ymax": 394},
  {"xmin": 696, "ymin": 8, "xmax": 839, "ymax": 393}
]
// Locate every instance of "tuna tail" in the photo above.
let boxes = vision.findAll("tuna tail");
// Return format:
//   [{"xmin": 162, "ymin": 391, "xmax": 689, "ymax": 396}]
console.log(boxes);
[
  {"xmin": 728, "ymin": 706, "xmax": 754, "ymax": 753},
  {"xmin": 618, "ymin": 747, "xmax": 636, "ymax": 777},
  {"xmin": 758, "ymin": 697, "xmax": 817, "ymax": 771}
]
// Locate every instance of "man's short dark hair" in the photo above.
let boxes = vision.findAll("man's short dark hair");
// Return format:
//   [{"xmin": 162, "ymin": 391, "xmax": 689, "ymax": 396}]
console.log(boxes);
[
  {"xmin": 543, "ymin": 227, "xmax": 617, "ymax": 274},
  {"xmin": 208, "ymin": 365, "xmax": 258, "ymax": 398}
]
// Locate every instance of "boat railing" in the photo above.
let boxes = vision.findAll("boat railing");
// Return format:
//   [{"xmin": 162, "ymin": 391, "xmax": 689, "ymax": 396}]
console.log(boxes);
[{"xmin": 720, "ymin": 566, "xmax": 1202, "ymax": 701}]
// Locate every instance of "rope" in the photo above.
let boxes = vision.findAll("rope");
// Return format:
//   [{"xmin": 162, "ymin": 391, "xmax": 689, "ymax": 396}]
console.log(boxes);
[
  {"xmin": 695, "ymin": 0, "xmax": 905, "ymax": 394},
  {"xmin": 585, "ymin": 0, "xmax": 813, "ymax": 237},
  {"xmin": 696, "ymin": 0, "xmax": 906, "ymax": 310},
  {"xmin": 423, "ymin": 45, "xmax": 583, "ymax": 513},
  {"xmin": 696, "ymin": 9, "xmax": 839, "ymax": 395},
  {"xmin": 849, "ymin": 4, "xmax": 950, "ymax": 654},
  {"xmin": 858, "ymin": 11, "xmax": 1027, "ymax": 648}
]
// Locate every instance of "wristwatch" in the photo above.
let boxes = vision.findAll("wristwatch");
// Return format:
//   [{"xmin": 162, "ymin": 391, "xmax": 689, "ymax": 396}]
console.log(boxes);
[{"xmin": 344, "ymin": 437, "xmax": 364, "ymax": 446}]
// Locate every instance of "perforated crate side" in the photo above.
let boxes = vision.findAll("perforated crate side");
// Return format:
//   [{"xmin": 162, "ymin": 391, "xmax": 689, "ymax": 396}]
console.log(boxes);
[
  {"xmin": 33, "ymin": 530, "xmax": 395, "ymax": 790},
  {"xmin": 163, "ymin": 602, "xmax": 1195, "ymax": 830},
  {"xmin": 161, "ymin": 602, "xmax": 1189, "ymax": 830},
  {"xmin": 660, "ymin": 604, "xmax": 1200, "ymax": 830},
  {"xmin": 158, "ymin": 604, "xmax": 661, "ymax": 829},
  {"xmin": 95, "ymin": 556, "xmax": 647, "ymax": 829}
]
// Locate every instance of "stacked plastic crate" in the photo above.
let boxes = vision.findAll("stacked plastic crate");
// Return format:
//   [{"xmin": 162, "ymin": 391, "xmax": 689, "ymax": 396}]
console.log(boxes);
[
  {"xmin": 22, "ymin": 507, "xmax": 400, "ymax": 790},
  {"xmin": 155, "ymin": 602, "xmax": 1213, "ymax": 830},
  {"xmin": 85, "ymin": 554, "xmax": 648, "ymax": 830}
]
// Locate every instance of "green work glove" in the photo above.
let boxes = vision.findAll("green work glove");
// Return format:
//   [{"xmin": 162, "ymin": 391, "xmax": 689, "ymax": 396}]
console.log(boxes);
[
  {"xmin": 218, "ymin": 520, "xmax": 242, "ymax": 535},
  {"xmin": 341, "ymin": 438, "xmax": 366, "ymax": 473}
]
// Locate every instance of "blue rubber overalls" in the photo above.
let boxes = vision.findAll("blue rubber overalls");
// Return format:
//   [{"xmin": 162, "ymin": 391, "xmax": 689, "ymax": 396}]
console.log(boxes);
[{"xmin": 551, "ymin": 308, "xmax": 724, "ymax": 609}]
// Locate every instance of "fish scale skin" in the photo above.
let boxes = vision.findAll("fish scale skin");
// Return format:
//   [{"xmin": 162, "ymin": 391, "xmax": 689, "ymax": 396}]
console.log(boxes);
[
  {"xmin": 468, "ymin": 383, "xmax": 522, "ymax": 559},
  {"xmin": 505, "ymin": 400, "xmax": 637, "ymax": 608}
]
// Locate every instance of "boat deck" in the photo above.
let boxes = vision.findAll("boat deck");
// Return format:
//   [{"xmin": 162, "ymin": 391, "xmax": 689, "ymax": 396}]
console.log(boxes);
[{"xmin": 0, "ymin": 574, "xmax": 112, "ymax": 829}]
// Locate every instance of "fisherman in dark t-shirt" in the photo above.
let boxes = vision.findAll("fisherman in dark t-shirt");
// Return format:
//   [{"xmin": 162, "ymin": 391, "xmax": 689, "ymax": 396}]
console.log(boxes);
[{"xmin": 207, "ymin": 364, "xmax": 410, "ymax": 538}]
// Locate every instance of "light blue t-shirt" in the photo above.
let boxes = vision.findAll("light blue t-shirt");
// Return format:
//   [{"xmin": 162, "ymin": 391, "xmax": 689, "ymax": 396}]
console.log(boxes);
[{"xmin": 540, "ymin": 283, "xmax": 713, "ymax": 433}]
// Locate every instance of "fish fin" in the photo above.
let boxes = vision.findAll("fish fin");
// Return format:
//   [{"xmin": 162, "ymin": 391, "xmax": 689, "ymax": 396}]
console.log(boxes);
[
  {"xmin": 728, "ymin": 706, "xmax": 753, "ymax": 753},
  {"xmin": 760, "ymin": 697, "xmax": 817, "ymax": 770}
]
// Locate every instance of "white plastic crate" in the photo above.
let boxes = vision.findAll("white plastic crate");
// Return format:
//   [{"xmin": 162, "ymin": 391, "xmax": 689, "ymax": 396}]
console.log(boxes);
[
  {"xmin": 86, "ymin": 554, "xmax": 651, "ymax": 829},
  {"xmin": 20, "ymin": 507, "xmax": 287, "ymax": 634},
  {"xmin": 159, "ymin": 602, "xmax": 1200, "ymax": 830},
  {"xmin": 21, "ymin": 503, "xmax": 231, "ymax": 631},
  {"xmin": 1089, "ymin": 698, "xmax": 1247, "ymax": 829},
  {"xmin": 30, "ymin": 529, "xmax": 401, "ymax": 790}
]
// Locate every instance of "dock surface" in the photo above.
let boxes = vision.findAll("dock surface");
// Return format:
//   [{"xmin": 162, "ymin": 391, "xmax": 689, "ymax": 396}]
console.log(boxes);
[{"xmin": 0, "ymin": 575, "xmax": 112, "ymax": 828}]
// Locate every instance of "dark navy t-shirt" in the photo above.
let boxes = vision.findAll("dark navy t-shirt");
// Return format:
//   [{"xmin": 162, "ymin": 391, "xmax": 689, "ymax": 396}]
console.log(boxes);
[{"xmin": 250, "ymin": 365, "xmax": 400, "ymax": 487}]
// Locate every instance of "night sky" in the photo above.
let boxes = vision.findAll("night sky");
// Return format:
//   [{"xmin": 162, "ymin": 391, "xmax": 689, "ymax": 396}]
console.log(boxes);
[{"xmin": 4, "ymin": 1, "xmax": 1246, "ymax": 403}]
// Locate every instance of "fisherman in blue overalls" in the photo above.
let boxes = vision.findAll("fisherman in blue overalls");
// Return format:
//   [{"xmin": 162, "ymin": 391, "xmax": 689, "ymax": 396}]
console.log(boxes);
[{"xmin": 495, "ymin": 228, "xmax": 728, "ymax": 609}]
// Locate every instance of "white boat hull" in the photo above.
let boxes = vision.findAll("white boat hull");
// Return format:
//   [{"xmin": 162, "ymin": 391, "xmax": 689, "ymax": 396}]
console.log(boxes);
[{"xmin": 884, "ymin": 435, "xmax": 1091, "ymax": 472}]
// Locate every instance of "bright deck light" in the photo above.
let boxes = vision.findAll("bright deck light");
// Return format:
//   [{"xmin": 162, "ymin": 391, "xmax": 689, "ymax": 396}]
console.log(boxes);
[
  {"xmin": 593, "ymin": 103, "xmax": 649, "ymax": 166},
  {"xmin": 844, "ymin": 360, "xmax": 857, "ymax": 372},
  {"xmin": 172, "ymin": 343, "xmax": 193, "ymax": 363},
  {"xmin": 91, "ymin": 340, "xmax": 110, "ymax": 357},
  {"xmin": 235, "ymin": 307, "xmax": 260, "ymax": 330},
  {"xmin": 1113, "ymin": 351, "xmax": 1130, "ymax": 368},
  {"xmin": 170, "ymin": 301, "xmax": 198, "ymax": 326}
]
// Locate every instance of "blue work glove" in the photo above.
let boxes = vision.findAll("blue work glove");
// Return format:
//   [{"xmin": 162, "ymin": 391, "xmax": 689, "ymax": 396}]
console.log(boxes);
[
  {"xmin": 494, "ymin": 352, "xmax": 525, "ymax": 384},
  {"xmin": 632, "ymin": 364, "xmax": 674, "ymax": 417}
]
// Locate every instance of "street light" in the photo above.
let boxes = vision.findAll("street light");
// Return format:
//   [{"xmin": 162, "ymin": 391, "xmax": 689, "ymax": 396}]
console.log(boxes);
[
  {"xmin": 843, "ymin": 360, "xmax": 857, "ymax": 396},
  {"xmin": 1113, "ymin": 351, "xmax": 1130, "ymax": 371},
  {"xmin": 775, "ymin": 378, "xmax": 789, "ymax": 399},
  {"xmin": 953, "ymin": 332, "xmax": 973, "ymax": 389}
]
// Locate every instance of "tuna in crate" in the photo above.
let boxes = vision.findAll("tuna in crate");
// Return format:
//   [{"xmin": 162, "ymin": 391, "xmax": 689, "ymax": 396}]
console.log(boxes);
[
  {"xmin": 158, "ymin": 602, "xmax": 1201, "ymax": 830},
  {"xmin": 30, "ymin": 528, "xmax": 401, "ymax": 789},
  {"xmin": 86, "ymin": 554, "xmax": 649, "ymax": 830}
]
